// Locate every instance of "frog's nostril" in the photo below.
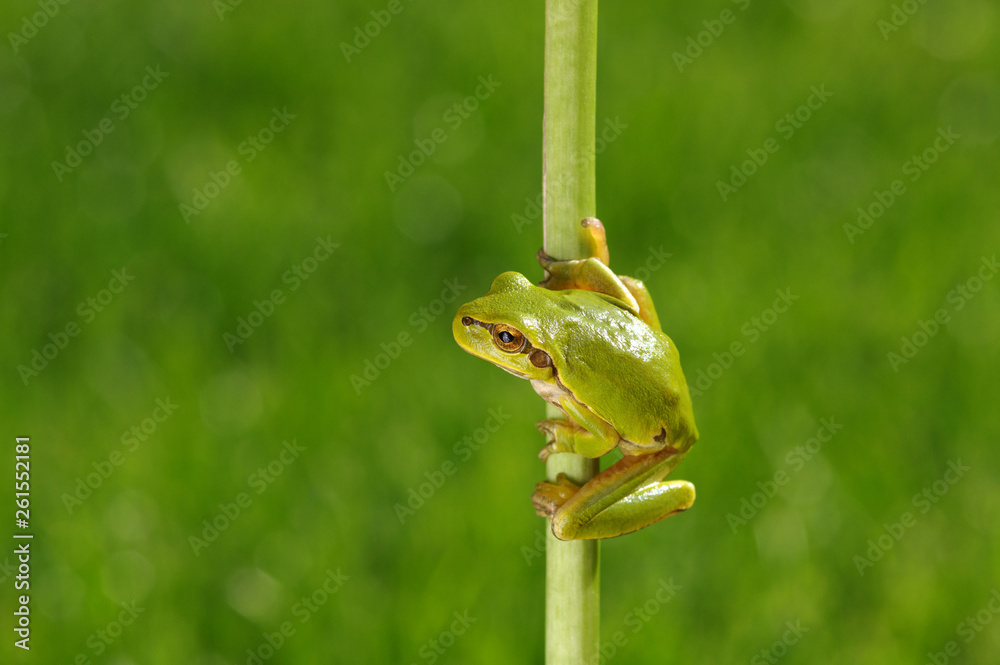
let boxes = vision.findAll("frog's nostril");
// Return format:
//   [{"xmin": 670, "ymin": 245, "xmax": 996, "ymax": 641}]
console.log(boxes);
[{"xmin": 462, "ymin": 316, "xmax": 473, "ymax": 326}]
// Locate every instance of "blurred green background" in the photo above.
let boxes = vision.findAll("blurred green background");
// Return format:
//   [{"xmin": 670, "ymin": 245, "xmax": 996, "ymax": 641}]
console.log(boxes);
[{"xmin": 1, "ymin": 0, "xmax": 999, "ymax": 663}]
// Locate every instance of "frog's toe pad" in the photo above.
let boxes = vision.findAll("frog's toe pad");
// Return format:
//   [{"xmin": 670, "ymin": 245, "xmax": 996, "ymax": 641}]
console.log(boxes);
[{"xmin": 531, "ymin": 477, "xmax": 580, "ymax": 518}]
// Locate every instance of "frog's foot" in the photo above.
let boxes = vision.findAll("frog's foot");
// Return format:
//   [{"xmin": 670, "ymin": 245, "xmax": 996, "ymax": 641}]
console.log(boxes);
[
  {"xmin": 536, "ymin": 248, "xmax": 556, "ymax": 271},
  {"xmin": 537, "ymin": 442, "xmax": 557, "ymax": 461},
  {"xmin": 535, "ymin": 416, "xmax": 618, "ymax": 460},
  {"xmin": 531, "ymin": 474, "xmax": 580, "ymax": 518},
  {"xmin": 579, "ymin": 217, "xmax": 610, "ymax": 267},
  {"xmin": 536, "ymin": 218, "xmax": 609, "ymax": 270},
  {"xmin": 535, "ymin": 419, "xmax": 572, "ymax": 460}
]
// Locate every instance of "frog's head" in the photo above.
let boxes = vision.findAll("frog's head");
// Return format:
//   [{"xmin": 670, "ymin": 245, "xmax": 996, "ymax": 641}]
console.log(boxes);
[{"xmin": 453, "ymin": 271, "xmax": 561, "ymax": 381}]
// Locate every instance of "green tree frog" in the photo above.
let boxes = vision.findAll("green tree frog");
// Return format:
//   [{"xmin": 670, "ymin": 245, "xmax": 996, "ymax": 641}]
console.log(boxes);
[{"xmin": 452, "ymin": 218, "xmax": 698, "ymax": 540}]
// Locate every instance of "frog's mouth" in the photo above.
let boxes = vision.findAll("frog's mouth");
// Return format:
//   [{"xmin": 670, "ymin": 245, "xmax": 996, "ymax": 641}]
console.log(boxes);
[{"xmin": 496, "ymin": 364, "xmax": 531, "ymax": 379}]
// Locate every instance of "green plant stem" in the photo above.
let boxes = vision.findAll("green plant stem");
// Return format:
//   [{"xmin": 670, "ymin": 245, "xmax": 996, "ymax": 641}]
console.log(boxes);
[{"xmin": 542, "ymin": 1, "xmax": 600, "ymax": 664}]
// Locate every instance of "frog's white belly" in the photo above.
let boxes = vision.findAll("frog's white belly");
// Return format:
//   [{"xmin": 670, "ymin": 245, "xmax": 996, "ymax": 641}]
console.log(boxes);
[{"xmin": 530, "ymin": 378, "xmax": 572, "ymax": 406}]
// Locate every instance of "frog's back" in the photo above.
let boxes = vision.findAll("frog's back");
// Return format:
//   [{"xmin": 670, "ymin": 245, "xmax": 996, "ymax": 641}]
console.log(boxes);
[{"xmin": 553, "ymin": 292, "xmax": 698, "ymax": 453}]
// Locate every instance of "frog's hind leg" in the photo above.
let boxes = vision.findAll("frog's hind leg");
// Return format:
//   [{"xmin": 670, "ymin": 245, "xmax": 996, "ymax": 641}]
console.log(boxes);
[
  {"xmin": 555, "ymin": 478, "xmax": 694, "ymax": 540},
  {"xmin": 534, "ymin": 446, "xmax": 694, "ymax": 540}
]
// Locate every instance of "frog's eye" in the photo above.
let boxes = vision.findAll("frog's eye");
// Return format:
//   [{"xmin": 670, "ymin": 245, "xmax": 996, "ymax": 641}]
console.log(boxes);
[{"xmin": 492, "ymin": 324, "xmax": 526, "ymax": 353}]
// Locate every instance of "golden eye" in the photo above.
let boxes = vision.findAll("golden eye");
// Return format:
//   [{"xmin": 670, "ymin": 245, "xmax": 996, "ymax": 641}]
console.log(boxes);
[{"xmin": 492, "ymin": 324, "xmax": 526, "ymax": 353}]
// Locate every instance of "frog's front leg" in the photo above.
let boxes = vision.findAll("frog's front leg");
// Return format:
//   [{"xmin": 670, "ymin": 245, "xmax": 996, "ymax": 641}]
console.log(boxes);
[
  {"xmin": 537, "ymin": 218, "xmax": 663, "ymax": 329},
  {"xmin": 537, "ymin": 248, "xmax": 641, "ymax": 314},
  {"xmin": 536, "ymin": 395, "xmax": 620, "ymax": 460},
  {"xmin": 533, "ymin": 445, "xmax": 695, "ymax": 540}
]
